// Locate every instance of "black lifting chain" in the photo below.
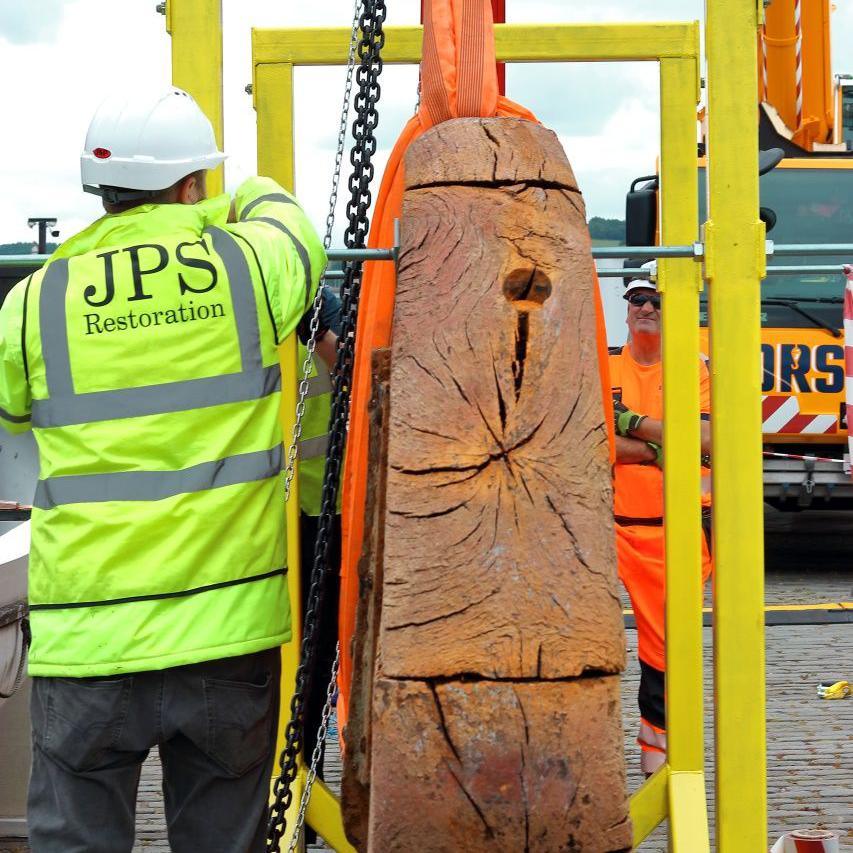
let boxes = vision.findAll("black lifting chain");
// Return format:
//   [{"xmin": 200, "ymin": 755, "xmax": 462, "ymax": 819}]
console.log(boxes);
[{"xmin": 265, "ymin": 1, "xmax": 387, "ymax": 849}]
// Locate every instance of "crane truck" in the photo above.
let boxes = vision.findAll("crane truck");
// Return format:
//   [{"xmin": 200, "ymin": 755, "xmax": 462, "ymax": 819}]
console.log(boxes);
[{"xmin": 627, "ymin": 0, "xmax": 853, "ymax": 510}]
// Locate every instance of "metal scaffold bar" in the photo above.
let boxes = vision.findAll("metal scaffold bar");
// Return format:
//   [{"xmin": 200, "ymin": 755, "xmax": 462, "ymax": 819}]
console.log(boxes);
[
  {"xmin": 593, "ymin": 244, "xmax": 698, "ymax": 258},
  {"xmin": 704, "ymin": 0, "xmax": 768, "ymax": 847},
  {"xmin": 771, "ymin": 243, "xmax": 853, "ymax": 256},
  {"xmin": 600, "ymin": 265, "xmax": 853, "ymax": 278},
  {"xmin": 3, "ymin": 243, "xmax": 851, "ymax": 270},
  {"xmin": 762, "ymin": 264, "xmax": 851, "ymax": 275},
  {"xmin": 0, "ymin": 248, "xmax": 397, "ymax": 269},
  {"xmin": 593, "ymin": 243, "xmax": 853, "ymax": 259}
]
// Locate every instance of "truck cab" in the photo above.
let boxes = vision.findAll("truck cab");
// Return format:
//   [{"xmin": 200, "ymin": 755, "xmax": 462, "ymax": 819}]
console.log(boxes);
[{"xmin": 626, "ymin": 156, "xmax": 853, "ymax": 509}]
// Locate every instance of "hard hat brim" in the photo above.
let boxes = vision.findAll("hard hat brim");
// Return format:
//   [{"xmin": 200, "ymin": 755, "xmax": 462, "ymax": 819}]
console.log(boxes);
[{"xmin": 81, "ymin": 151, "xmax": 227, "ymax": 192}]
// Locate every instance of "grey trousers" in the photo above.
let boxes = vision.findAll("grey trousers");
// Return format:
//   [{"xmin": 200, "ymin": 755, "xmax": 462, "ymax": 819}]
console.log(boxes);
[{"xmin": 28, "ymin": 648, "xmax": 281, "ymax": 853}]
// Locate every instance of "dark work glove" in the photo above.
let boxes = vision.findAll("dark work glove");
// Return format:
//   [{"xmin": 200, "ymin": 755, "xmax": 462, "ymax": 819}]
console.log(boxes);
[
  {"xmin": 297, "ymin": 290, "xmax": 330, "ymax": 345},
  {"xmin": 613, "ymin": 400, "xmax": 647, "ymax": 437}
]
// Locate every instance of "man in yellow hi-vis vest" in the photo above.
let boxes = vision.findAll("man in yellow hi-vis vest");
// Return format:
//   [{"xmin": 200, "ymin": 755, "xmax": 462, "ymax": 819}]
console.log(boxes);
[{"xmin": 0, "ymin": 87, "xmax": 326, "ymax": 852}]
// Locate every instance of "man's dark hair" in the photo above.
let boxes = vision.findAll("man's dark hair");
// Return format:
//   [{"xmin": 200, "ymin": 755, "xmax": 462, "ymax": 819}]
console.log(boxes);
[{"xmin": 102, "ymin": 170, "xmax": 205, "ymax": 214}]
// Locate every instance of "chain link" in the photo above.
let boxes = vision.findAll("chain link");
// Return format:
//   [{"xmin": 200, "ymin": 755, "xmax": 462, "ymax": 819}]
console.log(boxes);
[
  {"xmin": 287, "ymin": 642, "xmax": 340, "ymax": 851},
  {"xmin": 266, "ymin": 1, "xmax": 386, "ymax": 848},
  {"xmin": 282, "ymin": 0, "xmax": 364, "ymax": 504}
]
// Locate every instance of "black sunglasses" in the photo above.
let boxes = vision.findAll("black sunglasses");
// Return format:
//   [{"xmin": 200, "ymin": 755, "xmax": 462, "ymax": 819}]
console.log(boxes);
[{"xmin": 626, "ymin": 292, "xmax": 661, "ymax": 310}]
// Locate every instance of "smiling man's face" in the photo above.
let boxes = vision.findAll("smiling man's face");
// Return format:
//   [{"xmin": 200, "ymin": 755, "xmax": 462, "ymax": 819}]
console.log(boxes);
[{"xmin": 626, "ymin": 288, "xmax": 661, "ymax": 338}]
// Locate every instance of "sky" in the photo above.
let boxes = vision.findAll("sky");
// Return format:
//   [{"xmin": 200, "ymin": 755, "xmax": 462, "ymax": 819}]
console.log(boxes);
[{"xmin": 0, "ymin": 0, "xmax": 851, "ymax": 256}]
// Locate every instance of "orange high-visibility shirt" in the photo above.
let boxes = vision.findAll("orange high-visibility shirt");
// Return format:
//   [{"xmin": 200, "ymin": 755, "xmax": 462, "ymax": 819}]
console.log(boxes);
[
  {"xmin": 609, "ymin": 345, "xmax": 711, "ymax": 521},
  {"xmin": 609, "ymin": 344, "xmax": 712, "ymax": 671}
]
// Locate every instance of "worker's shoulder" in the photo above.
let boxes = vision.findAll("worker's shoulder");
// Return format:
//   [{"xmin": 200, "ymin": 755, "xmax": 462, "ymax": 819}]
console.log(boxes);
[{"xmin": 0, "ymin": 268, "xmax": 40, "ymax": 320}]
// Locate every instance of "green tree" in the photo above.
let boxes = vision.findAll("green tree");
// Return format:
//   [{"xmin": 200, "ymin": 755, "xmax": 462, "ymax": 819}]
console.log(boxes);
[{"xmin": 587, "ymin": 217, "xmax": 625, "ymax": 241}]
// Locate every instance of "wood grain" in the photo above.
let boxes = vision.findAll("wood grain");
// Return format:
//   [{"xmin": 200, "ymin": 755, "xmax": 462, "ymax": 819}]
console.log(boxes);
[
  {"xmin": 368, "ymin": 677, "xmax": 632, "ymax": 852},
  {"xmin": 343, "ymin": 118, "xmax": 630, "ymax": 851},
  {"xmin": 381, "ymin": 119, "xmax": 624, "ymax": 679}
]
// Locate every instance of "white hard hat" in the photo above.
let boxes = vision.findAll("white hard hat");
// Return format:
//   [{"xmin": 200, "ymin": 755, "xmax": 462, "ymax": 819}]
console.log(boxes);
[
  {"xmin": 624, "ymin": 260, "xmax": 658, "ymax": 297},
  {"xmin": 81, "ymin": 87, "xmax": 226, "ymax": 202}
]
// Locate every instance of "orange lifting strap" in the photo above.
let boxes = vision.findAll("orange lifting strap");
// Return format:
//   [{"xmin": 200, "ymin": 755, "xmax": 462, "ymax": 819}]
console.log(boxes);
[{"xmin": 337, "ymin": 0, "xmax": 614, "ymax": 733}]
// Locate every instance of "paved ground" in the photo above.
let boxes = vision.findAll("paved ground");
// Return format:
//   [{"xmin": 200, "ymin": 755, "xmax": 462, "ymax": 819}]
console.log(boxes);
[
  {"xmin": 142, "ymin": 575, "xmax": 853, "ymax": 851},
  {"xmin": 2, "ymin": 508, "xmax": 851, "ymax": 852}
]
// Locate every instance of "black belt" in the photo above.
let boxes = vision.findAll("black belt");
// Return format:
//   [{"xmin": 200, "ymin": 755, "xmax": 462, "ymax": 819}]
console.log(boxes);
[{"xmin": 614, "ymin": 515, "xmax": 663, "ymax": 527}]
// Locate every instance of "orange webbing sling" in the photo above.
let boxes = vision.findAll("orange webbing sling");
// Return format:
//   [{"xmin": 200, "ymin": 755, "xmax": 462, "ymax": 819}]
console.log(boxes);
[{"xmin": 337, "ymin": 0, "xmax": 614, "ymax": 734}]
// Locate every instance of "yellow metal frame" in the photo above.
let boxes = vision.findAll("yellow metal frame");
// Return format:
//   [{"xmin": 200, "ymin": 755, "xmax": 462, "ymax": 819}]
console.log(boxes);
[
  {"xmin": 704, "ymin": 1, "xmax": 768, "ymax": 850},
  {"xmin": 164, "ymin": 0, "xmax": 225, "ymax": 196},
  {"xmin": 166, "ymin": 7, "xmax": 768, "ymax": 850},
  {"xmin": 253, "ymin": 21, "xmax": 713, "ymax": 851}
]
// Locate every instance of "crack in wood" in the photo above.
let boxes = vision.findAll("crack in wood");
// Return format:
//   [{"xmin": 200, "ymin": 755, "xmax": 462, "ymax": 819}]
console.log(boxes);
[
  {"xmin": 446, "ymin": 763, "xmax": 496, "ymax": 840},
  {"xmin": 412, "ymin": 178, "xmax": 580, "ymax": 193},
  {"xmin": 513, "ymin": 686, "xmax": 532, "ymax": 853},
  {"xmin": 404, "ymin": 353, "xmax": 450, "ymax": 391},
  {"xmin": 545, "ymin": 493, "xmax": 591, "ymax": 570},
  {"xmin": 428, "ymin": 682, "xmax": 463, "ymax": 765},
  {"xmin": 386, "ymin": 587, "xmax": 498, "ymax": 631},
  {"xmin": 482, "ymin": 122, "xmax": 501, "ymax": 182},
  {"xmin": 388, "ymin": 496, "xmax": 473, "ymax": 520},
  {"xmin": 513, "ymin": 312, "xmax": 529, "ymax": 401},
  {"xmin": 493, "ymin": 360, "xmax": 507, "ymax": 433},
  {"xmin": 383, "ymin": 668, "xmax": 621, "ymax": 684}
]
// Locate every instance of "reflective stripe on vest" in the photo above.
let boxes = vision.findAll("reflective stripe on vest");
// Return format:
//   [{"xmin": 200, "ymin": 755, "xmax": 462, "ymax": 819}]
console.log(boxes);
[
  {"xmin": 32, "ymin": 227, "xmax": 276, "ymax": 428},
  {"xmin": 299, "ymin": 434, "xmax": 329, "ymax": 460},
  {"xmin": 31, "ymin": 227, "xmax": 284, "ymax": 507},
  {"xmin": 34, "ymin": 446, "xmax": 282, "ymax": 510},
  {"xmin": 240, "ymin": 193, "xmax": 298, "ymax": 219},
  {"xmin": 249, "ymin": 216, "xmax": 312, "ymax": 295},
  {"xmin": 306, "ymin": 367, "xmax": 332, "ymax": 398}
]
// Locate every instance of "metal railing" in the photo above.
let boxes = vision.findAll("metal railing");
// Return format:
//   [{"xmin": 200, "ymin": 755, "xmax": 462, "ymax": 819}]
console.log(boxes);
[{"xmin": 3, "ymin": 241, "xmax": 850, "ymax": 277}]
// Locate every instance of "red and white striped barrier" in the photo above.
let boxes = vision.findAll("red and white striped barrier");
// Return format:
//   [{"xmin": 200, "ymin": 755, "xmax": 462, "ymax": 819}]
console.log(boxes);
[
  {"xmin": 794, "ymin": 0, "xmax": 804, "ymax": 129},
  {"xmin": 763, "ymin": 450, "xmax": 844, "ymax": 465},
  {"xmin": 770, "ymin": 829, "xmax": 839, "ymax": 853},
  {"xmin": 844, "ymin": 265, "xmax": 853, "ymax": 476},
  {"xmin": 761, "ymin": 395, "xmax": 837, "ymax": 435}
]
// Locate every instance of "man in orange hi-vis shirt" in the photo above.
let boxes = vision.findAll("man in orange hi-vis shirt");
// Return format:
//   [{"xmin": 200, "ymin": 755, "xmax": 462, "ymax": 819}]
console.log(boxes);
[{"xmin": 609, "ymin": 261, "xmax": 713, "ymax": 776}]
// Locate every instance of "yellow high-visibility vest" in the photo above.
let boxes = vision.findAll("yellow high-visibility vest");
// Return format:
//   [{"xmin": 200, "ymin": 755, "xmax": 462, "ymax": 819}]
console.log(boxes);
[{"xmin": 0, "ymin": 176, "xmax": 326, "ymax": 677}]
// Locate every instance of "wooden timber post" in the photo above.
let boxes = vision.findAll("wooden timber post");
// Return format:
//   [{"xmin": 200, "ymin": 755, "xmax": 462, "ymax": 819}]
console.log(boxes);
[{"xmin": 343, "ymin": 117, "xmax": 631, "ymax": 852}]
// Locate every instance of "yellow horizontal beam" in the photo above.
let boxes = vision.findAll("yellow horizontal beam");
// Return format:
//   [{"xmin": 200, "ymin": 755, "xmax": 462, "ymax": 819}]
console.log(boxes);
[
  {"xmin": 253, "ymin": 22, "xmax": 699, "ymax": 67},
  {"xmin": 629, "ymin": 764, "xmax": 669, "ymax": 845}
]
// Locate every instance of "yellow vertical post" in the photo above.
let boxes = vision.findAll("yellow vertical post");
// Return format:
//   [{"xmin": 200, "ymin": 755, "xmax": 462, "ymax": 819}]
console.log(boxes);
[
  {"xmin": 659, "ymin": 50, "xmax": 711, "ymax": 851},
  {"xmin": 704, "ymin": 0, "xmax": 768, "ymax": 850},
  {"xmin": 165, "ymin": 0, "xmax": 224, "ymax": 195},
  {"xmin": 254, "ymin": 54, "xmax": 304, "ymax": 850},
  {"xmin": 254, "ymin": 60, "xmax": 296, "ymax": 189}
]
